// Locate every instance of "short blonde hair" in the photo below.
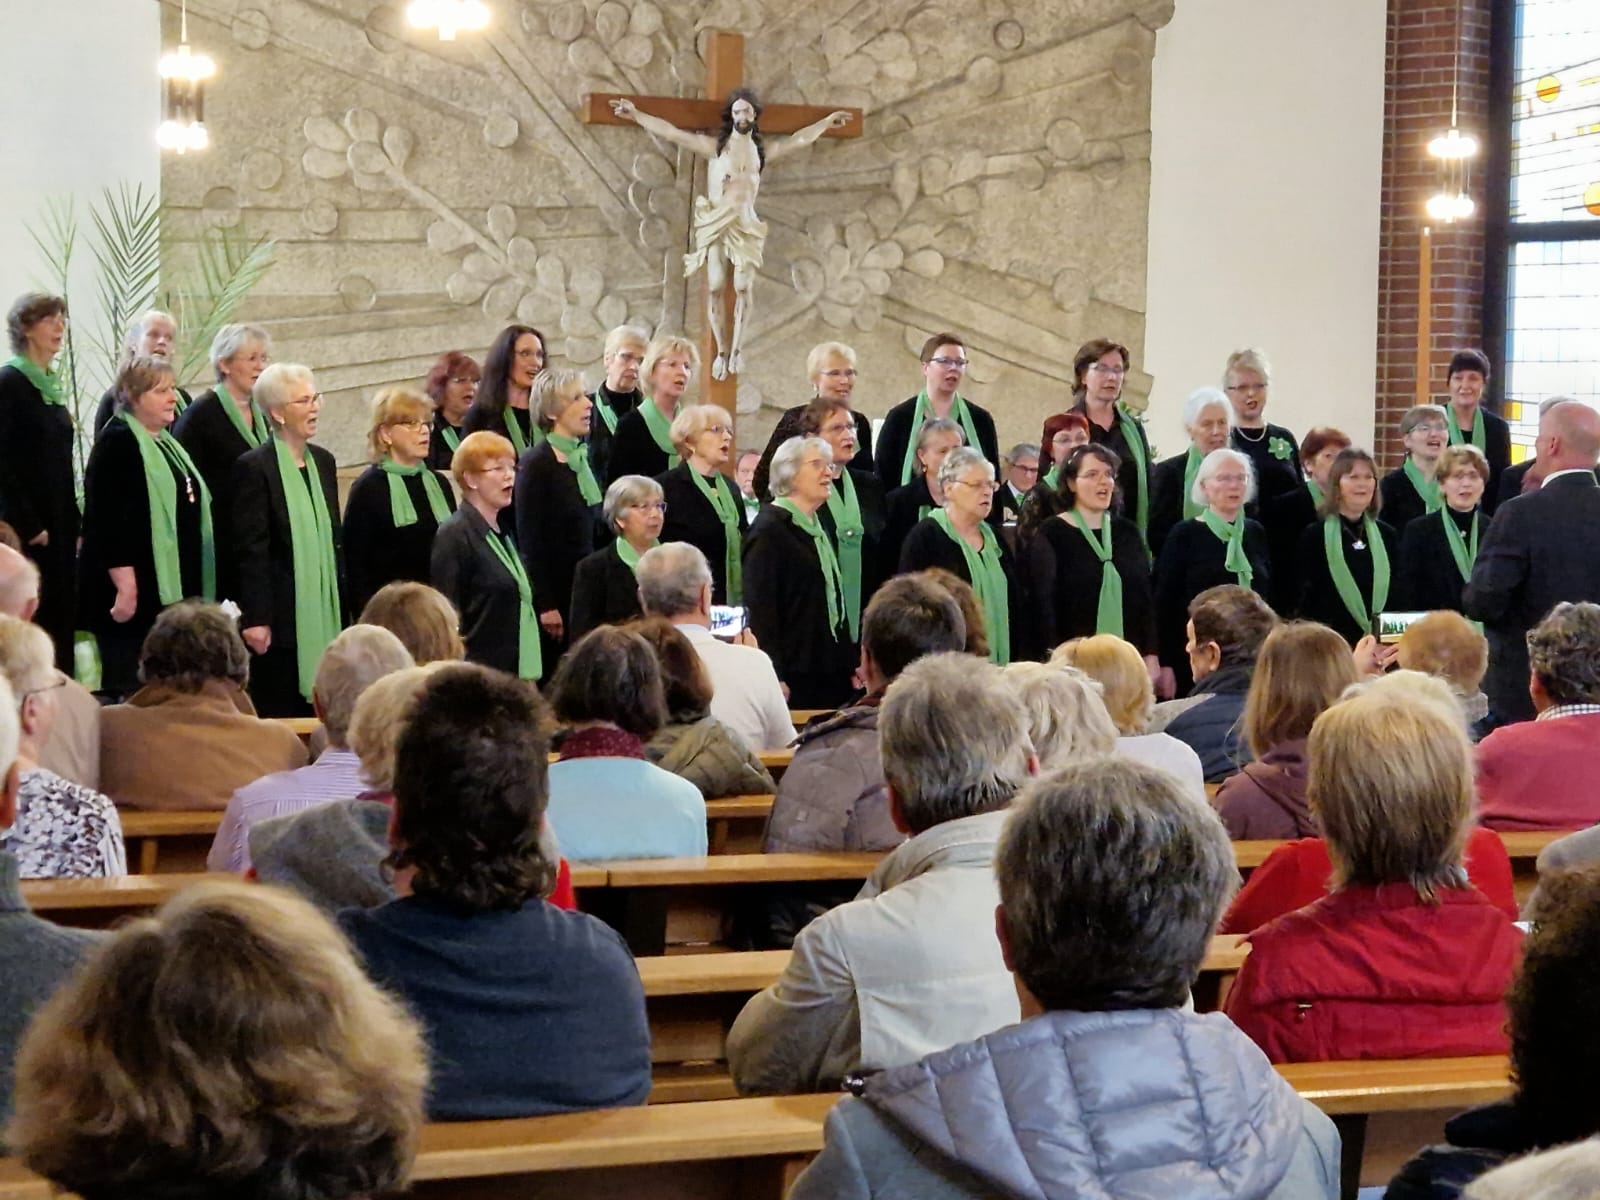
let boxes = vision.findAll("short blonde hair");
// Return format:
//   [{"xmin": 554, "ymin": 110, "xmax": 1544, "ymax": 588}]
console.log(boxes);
[
  {"xmin": 531, "ymin": 367, "xmax": 588, "ymax": 431},
  {"xmin": 348, "ymin": 664, "xmax": 446, "ymax": 792},
  {"xmin": 254, "ymin": 362, "xmax": 316, "ymax": 412},
  {"xmin": 1001, "ymin": 662, "xmax": 1117, "ymax": 768},
  {"xmin": 603, "ymin": 324, "xmax": 649, "ymax": 361},
  {"xmin": 1223, "ymin": 347, "xmax": 1271, "ymax": 386},
  {"xmin": 1397, "ymin": 610, "xmax": 1488, "ymax": 694},
  {"xmin": 367, "ymin": 386, "xmax": 433, "ymax": 461},
  {"xmin": 641, "ymin": 335, "xmax": 700, "ymax": 389},
  {"xmin": 0, "ymin": 612, "xmax": 54, "ymax": 698},
  {"xmin": 669, "ymin": 404, "xmax": 733, "ymax": 455},
  {"xmin": 1436, "ymin": 443, "xmax": 1491, "ymax": 484},
  {"xmin": 1241, "ymin": 621, "xmax": 1360, "ymax": 756},
  {"xmin": 450, "ymin": 430, "xmax": 516, "ymax": 489},
  {"xmin": 805, "ymin": 341, "xmax": 856, "ymax": 382},
  {"xmin": 1051, "ymin": 634, "xmax": 1153, "ymax": 735},
  {"xmin": 358, "ymin": 582, "xmax": 465, "ymax": 665}
]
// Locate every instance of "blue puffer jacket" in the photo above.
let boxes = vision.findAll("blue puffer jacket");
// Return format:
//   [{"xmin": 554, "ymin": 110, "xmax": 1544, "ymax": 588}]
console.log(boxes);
[
  {"xmin": 787, "ymin": 1007, "xmax": 1340, "ymax": 1200},
  {"xmin": 1162, "ymin": 664, "xmax": 1253, "ymax": 783}
]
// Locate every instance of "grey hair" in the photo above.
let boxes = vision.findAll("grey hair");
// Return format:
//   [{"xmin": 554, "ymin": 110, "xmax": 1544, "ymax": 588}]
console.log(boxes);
[
  {"xmin": 603, "ymin": 324, "xmax": 649, "ymax": 360},
  {"xmin": 636, "ymin": 542, "xmax": 713, "ymax": 618},
  {"xmin": 768, "ymin": 435, "xmax": 832, "ymax": 498},
  {"xmin": 1539, "ymin": 394, "xmax": 1578, "ymax": 417},
  {"xmin": 1182, "ymin": 386, "xmax": 1233, "ymax": 432},
  {"xmin": 1400, "ymin": 403, "xmax": 1450, "ymax": 437},
  {"xmin": 138, "ymin": 603, "xmax": 251, "ymax": 692},
  {"xmin": 1190, "ymin": 446, "xmax": 1258, "ymax": 507},
  {"xmin": 668, "ymin": 403, "xmax": 733, "ymax": 454},
  {"xmin": 603, "ymin": 474, "xmax": 664, "ymax": 532},
  {"xmin": 1463, "ymin": 1139, "xmax": 1600, "ymax": 1200},
  {"xmin": 937, "ymin": 445, "xmax": 995, "ymax": 493},
  {"xmin": 0, "ymin": 674, "xmax": 16, "ymax": 785},
  {"xmin": 0, "ymin": 614, "xmax": 56, "ymax": 698},
  {"xmin": 997, "ymin": 757, "xmax": 1238, "ymax": 1012},
  {"xmin": 207, "ymin": 322, "xmax": 270, "ymax": 380},
  {"xmin": 915, "ymin": 416, "xmax": 964, "ymax": 452},
  {"xmin": 1222, "ymin": 347, "xmax": 1271, "ymax": 386},
  {"xmin": 880, "ymin": 652, "xmax": 1034, "ymax": 834},
  {"xmin": 1003, "ymin": 442, "xmax": 1041, "ymax": 468},
  {"xmin": 805, "ymin": 341, "xmax": 856, "ymax": 378},
  {"xmin": 1000, "ymin": 662, "xmax": 1118, "ymax": 769},
  {"xmin": 0, "ymin": 545, "xmax": 41, "ymax": 617},
  {"xmin": 120, "ymin": 309, "xmax": 176, "ymax": 368},
  {"xmin": 312, "ymin": 624, "xmax": 415, "ymax": 748},
  {"xmin": 253, "ymin": 362, "xmax": 315, "ymax": 411},
  {"xmin": 1528, "ymin": 602, "xmax": 1600, "ymax": 705},
  {"xmin": 531, "ymin": 367, "xmax": 586, "ymax": 430}
]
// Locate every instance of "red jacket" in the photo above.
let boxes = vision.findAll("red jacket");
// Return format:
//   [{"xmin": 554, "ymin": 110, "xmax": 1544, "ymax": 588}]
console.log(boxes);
[
  {"xmin": 1219, "ymin": 827, "xmax": 1518, "ymax": 934},
  {"xmin": 1223, "ymin": 882, "xmax": 1521, "ymax": 1064},
  {"xmin": 1477, "ymin": 713, "xmax": 1600, "ymax": 831}
]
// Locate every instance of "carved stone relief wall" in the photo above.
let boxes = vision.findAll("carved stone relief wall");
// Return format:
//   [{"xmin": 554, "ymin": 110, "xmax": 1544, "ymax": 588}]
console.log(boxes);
[{"xmin": 163, "ymin": 0, "xmax": 1174, "ymax": 463}]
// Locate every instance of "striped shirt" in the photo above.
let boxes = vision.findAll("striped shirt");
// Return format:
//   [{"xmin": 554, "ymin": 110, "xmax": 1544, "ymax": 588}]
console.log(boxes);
[{"xmin": 208, "ymin": 748, "xmax": 368, "ymax": 873}]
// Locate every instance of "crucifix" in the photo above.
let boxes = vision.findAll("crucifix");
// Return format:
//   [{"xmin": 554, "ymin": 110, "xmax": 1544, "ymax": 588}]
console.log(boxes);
[{"xmin": 583, "ymin": 30, "xmax": 862, "ymax": 421}]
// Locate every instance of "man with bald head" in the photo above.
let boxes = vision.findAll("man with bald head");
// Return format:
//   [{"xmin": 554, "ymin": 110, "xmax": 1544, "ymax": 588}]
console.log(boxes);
[
  {"xmin": 0, "ymin": 544, "xmax": 98, "ymax": 786},
  {"xmin": 1467, "ymin": 398, "xmax": 1600, "ymax": 724}
]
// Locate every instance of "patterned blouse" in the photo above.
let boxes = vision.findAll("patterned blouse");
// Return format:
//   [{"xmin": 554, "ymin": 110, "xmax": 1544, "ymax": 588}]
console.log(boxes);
[{"xmin": 0, "ymin": 767, "xmax": 127, "ymax": 879}]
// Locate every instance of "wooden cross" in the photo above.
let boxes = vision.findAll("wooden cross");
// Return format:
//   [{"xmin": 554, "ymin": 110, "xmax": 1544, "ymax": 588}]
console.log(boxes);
[{"xmin": 582, "ymin": 30, "xmax": 862, "ymax": 426}]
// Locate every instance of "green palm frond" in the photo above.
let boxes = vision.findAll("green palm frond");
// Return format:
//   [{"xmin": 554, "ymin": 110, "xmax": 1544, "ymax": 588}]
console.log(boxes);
[
  {"xmin": 87, "ymin": 182, "xmax": 162, "ymax": 386},
  {"xmin": 164, "ymin": 225, "xmax": 277, "ymax": 388}
]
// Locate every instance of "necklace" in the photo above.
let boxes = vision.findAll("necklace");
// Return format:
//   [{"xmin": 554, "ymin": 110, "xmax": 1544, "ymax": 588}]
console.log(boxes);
[{"xmin": 1234, "ymin": 425, "xmax": 1267, "ymax": 443}]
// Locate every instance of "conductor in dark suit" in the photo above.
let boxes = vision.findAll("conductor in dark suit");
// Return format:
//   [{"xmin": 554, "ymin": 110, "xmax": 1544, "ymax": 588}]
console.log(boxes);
[{"xmin": 1465, "ymin": 398, "xmax": 1600, "ymax": 726}]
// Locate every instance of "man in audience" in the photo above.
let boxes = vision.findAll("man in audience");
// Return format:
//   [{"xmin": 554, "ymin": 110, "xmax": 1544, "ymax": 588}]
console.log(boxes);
[
  {"xmin": 787, "ymin": 757, "xmax": 1339, "ymax": 1200},
  {"xmin": 208, "ymin": 624, "xmax": 412, "ymax": 871},
  {"xmin": 1466, "ymin": 398, "xmax": 1600, "ymax": 724},
  {"xmin": 339, "ymin": 663, "xmax": 650, "ymax": 1120},
  {"xmin": 728, "ymin": 652, "xmax": 1035, "ymax": 1095},
  {"xmin": 1477, "ymin": 602, "xmax": 1600, "ymax": 831},
  {"xmin": 0, "ymin": 673, "xmax": 103, "ymax": 1128},
  {"xmin": 996, "ymin": 441, "xmax": 1039, "ymax": 524},
  {"xmin": 734, "ymin": 448, "xmax": 762, "ymax": 523},
  {"xmin": 636, "ymin": 542, "xmax": 796, "ymax": 750},
  {"xmin": 0, "ymin": 543, "xmax": 99, "ymax": 788},
  {"xmin": 1148, "ymin": 584, "xmax": 1277, "ymax": 781}
]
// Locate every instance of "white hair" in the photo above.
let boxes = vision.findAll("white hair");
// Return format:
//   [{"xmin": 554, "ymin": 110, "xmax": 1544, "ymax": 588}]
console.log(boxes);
[
  {"xmin": 937, "ymin": 445, "xmax": 995, "ymax": 492},
  {"xmin": 768, "ymin": 436, "xmax": 833, "ymax": 498},
  {"xmin": 254, "ymin": 362, "xmax": 316, "ymax": 411},
  {"xmin": 312, "ymin": 624, "xmax": 414, "ymax": 747},
  {"xmin": 1190, "ymin": 447, "xmax": 1258, "ymax": 507},
  {"xmin": 636, "ymin": 542, "xmax": 713, "ymax": 617},
  {"xmin": 1182, "ymin": 386, "xmax": 1233, "ymax": 433},
  {"xmin": 208, "ymin": 322, "xmax": 271, "ymax": 380},
  {"xmin": 603, "ymin": 324, "xmax": 649, "ymax": 360},
  {"xmin": 121, "ymin": 309, "xmax": 176, "ymax": 367}
]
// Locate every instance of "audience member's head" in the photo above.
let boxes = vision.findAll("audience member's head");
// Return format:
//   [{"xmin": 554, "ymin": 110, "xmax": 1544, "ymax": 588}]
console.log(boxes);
[
  {"xmin": 312, "ymin": 625, "xmax": 414, "ymax": 750},
  {"xmin": 1051, "ymin": 634, "xmax": 1152, "ymax": 735},
  {"xmin": 389, "ymin": 663, "xmax": 553, "ymax": 910},
  {"xmin": 996, "ymin": 758, "xmax": 1236, "ymax": 1013},
  {"xmin": 636, "ymin": 542, "xmax": 713, "ymax": 622},
  {"xmin": 1397, "ymin": 610, "xmax": 1488, "ymax": 699},
  {"xmin": 1240, "ymin": 621, "xmax": 1359, "ymax": 757},
  {"xmin": 1186, "ymin": 585, "xmax": 1277, "ymax": 683},
  {"xmin": 879, "ymin": 653, "xmax": 1033, "ymax": 836},
  {"xmin": 0, "ymin": 543, "xmax": 41, "ymax": 619},
  {"xmin": 0, "ymin": 615, "xmax": 58, "ymax": 763},
  {"xmin": 358, "ymin": 582, "xmax": 465, "ymax": 664},
  {"xmin": 7, "ymin": 880, "xmax": 427, "ymax": 1200},
  {"xmin": 627, "ymin": 617, "xmax": 713, "ymax": 724},
  {"xmin": 1537, "ymin": 398, "xmax": 1600, "ymax": 472},
  {"xmin": 916, "ymin": 567, "xmax": 989, "ymax": 659},
  {"xmin": 137, "ymin": 602, "xmax": 251, "ymax": 694},
  {"xmin": 1527, "ymin": 601, "xmax": 1600, "ymax": 712},
  {"xmin": 1463, "ymin": 1141, "xmax": 1600, "ymax": 1200},
  {"xmin": 1001, "ymin": 662, "xmax": 1117, "ymax": 768},
  {"xmin": 1309, "ymin": 678, "xmax": 1472, "ymax": 903},
  {"xmin": 859, "ymin": 574, "xmax": 966, "ymax": 693},
  {"xmin": 548, "ymin": 626, "xmax": 667, "ymax": 741},
  {"xmin": 348, "ymin": 664, "xmax": 447, "ymax": 794}
]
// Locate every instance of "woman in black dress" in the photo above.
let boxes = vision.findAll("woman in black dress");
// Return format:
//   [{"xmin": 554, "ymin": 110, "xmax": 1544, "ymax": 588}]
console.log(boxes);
[
  {"xmin": 422, "ymin": 350, "xmax": 478, "ymax": 472},
  {"xmin": 461, "ymin": 324, "xmax": 544, "ymax": 458},
  {"xmin": 588, "ymin": 324, "xmax": 647, "ymax": 487},
  {"xmin": 513, "ymin": 368, "xmax": 604, "ymax": 668},
  {"xmin": 658, "ymin": 404, "xmax": 745, "ymax": 605},
  {"xmin": 899, "ymin": 447, "xmax": 1020, "ymax": 664},
  {"xmin": 1378, "ymin": 404, "xmax": 1449, "ymax": 534},
  {"xmin": 80, "ymin": 357, "xmax": 213, "ymax": 697},
  {"xmin": 0, "ymin": 292, "xmax": 77, "ymax": 670},
  {"xmin": 743, "ymin": 436, "xmax": 857, "ymax": 708},
  {"xmin": 431, "ymin": 431, "xmax": 539, "ymax": 680},
  {"xmin": 1148, "ymin": 387, "xmax": 1232, "ymax": 558},
  {"xmin": 92, "ymin": 309, "xmax": 192, "ymax": 437},
  {"xmin": 1395, "ymin": 444, "xmax": 1491, "ymax": 614},
  {"xmin": 569, "ymin": 475, "xmax": 665, "ymax": 641},
  {"xmin": 883, "ymin": 417, "xmax": 964, "ymax": 554},
  {"xmin": 232, "ymin": 364, "xmax": 345, "ymax": 717},
  {"xmin": 1155, "ymin": 448, "xmax": 1271, "ymax": 692},
  {"xmin": 1023, "ymin": 444, "xmax": 1155, "ymax": 664},
  {"xmin": 607, "ymin": 335, "xmax": 697, "ymax": 481},
  {"xmin": 1443, "ymin": 349, "xmax": 1511, "ymax": 514},
  {"xmin": 1295, "ymin": 447, "xmax": 1400, "ymax": 646},
  {"xmin": 801, "ymin": 394, "xmax": 888, "ymax": 641},
  {"xmin": 1068, "ymin": 337, "xmax": 1153, "ymax": 543},
  {"xmin": 342, "ymin": 387, "xmax": 457, "ymax": 616},
  {"xmin": 174, "ymin": 322, "xmax": 274, "ymax": 604}
]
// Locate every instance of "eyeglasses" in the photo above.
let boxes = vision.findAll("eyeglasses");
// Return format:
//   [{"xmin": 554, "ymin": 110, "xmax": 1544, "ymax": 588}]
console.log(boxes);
[
  {"xmin": 704, "ymin": 424, "xmax": 731, "ymax": 437},
  {"xmin": 285, "ymin": 393, "xmax": 322, "ymax": 408},
  {"xmin": 1075, "ymin": 469, "xmax": 1115, "ymax": 483},
  {"xmin": 1225, "ymin": 383, "xmax": 1266, "ymax": 395},
  {"xmin": 1012, "ymin": 463, "xmax": 1039, "ymax": 475},
  {"xmin": 1210, "ymin": 473, "xmax": 1249, "ymax": 485},
  {"xmin": 820, "ymin": 422, "xmax": 856, "ymax": 437},
  {"xmin": 611, "ymin": 351, "xmax": 643, "ymax": 365},
  {"xmin": 389, "ymin": 419, "xmax": 427, "ymax": 430},
  {"xmin": 630, "ymin": 501, "xmax": 668, "ymax": 513},
  {"xmin": 953, "ymin": 478, "xmax": 998, "ymax": 494},
  {"xmin": 819, "ymin": 368, "xmax": 858, "ymax": 379},
  {"xmin": 1089, "ymin": 363, "xmax": 1125, "ymax": 377},
  {"xmin": 928, "ymin": 356, "xmax": 968, "ymax": 369},
  {"xmin": 447, "ymin": 375, "xmax": 478, "ymax": 385},
  {"xmin": 1410, "ymin": 422, "xmax": 1448, "ymax": 434}
]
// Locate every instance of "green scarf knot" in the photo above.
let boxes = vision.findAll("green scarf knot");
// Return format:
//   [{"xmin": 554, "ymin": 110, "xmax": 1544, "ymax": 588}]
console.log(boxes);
[
  {"xmin": 641, "ymin": 399, "xmax": 682, "ymax": 469},
  {"xmin": 687, "ymin": 464, "xmax": 743, "ymax": 603},
  {"xmin": 1181, "ymin": 446, "xmax": 1205, "ymax": 520},
  {"xmin": 774, "ymin": 498, "xmax": 846, "ymax": 641},
  {"xmin": 1201, "ymin": 507, "xmax": 1253, "ymax": 591},
  {"xmin": 824, "ymin": 468, "xmax": 865, "ymax": 640},
  {"xmin": 482, "ymin": 523, "xmax": 542, "ymax": 680},
  {"xmin": 121, "ymin": 413, "xmax": 215, "ymax": 604},
  {"xmin": 1448, "ymin": 406, "xmax": 1485, "ymax": 452},
  {"xmin": 1067, "ymin": 509, "xmax": 1122, "ymax": 638},
  {"xmin": 272, "ymin": 437, "xmax": 342, "ymax": 702},
  {"xmin": 549, "ymin": 433, "xmax": 603, "ymax": 505},
  {"xmin": 218, "ymin": 383, "xmax": 269, "ymax": 449},
  {"xmin": 502, "ymin": 407, "xmax": 544, "ymax": 457},
  {"xmin": 615, "ymin": 537, "xmax": 656, "ymax": 573},
  {"xmin": 898, "ymin": 391, "xmax": 983, "ymax": 485},
  {"xmin": 1324, "ymin": 514, "xmax": 1391, "ymax": 631},
  {"xmin": 931, "ymin": 507, "xmax": 1010, "ymax": 664},
  {"xmin": 6, "ymin": 355, "xmax": 63, "ymax": 407},
  {"xmin": 1442, "ymin": 507, "xmax": 1480, "ymax": 583},
  {"xmin": 1403, "ymin": 457, "xmax": 1443, "ymax": 514},
  {"xmin": 378, "ymin": 458, "xmax": 452, "ymax": 528}
]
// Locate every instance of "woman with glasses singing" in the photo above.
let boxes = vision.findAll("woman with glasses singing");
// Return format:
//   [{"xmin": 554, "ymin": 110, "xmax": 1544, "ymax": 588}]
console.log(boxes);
[
  {"xmin": 1395, "ymin": 444, "xmax": 1492, "ymax": 615},
  {"xmin": 569, "ymin": 476, "xmax": 666, "ymax": 641},
  {"xmin": 801, "ymin": 394, "xmax": 889, "ymax": 640},
  {"xmin": 461, "ymin": 324, "xmax": 545, "ymax": 457},
  {"xmin": 423, "ymin": 350, "xmax": 479, "ymax": 472},
  {"xmin": 1297, "ymin": 448, "xmax": 1400, "ymax": 647},
  {"xmin": 1068, "ymin": 337, "xmax": 1153, "ymax": 543},
  {"xmin": 1379, "ymin": 405, "xmax": 1451, "ymax": 533},
  {"xmin": 874, "ymin": 332, "xmax": 1000, "ymax": 486},
  {"xmin": 658, "ymin": 404, "xmax": 746, "ymax": 606},
  {"xmin": 231, "ymin": 364, "xmax": 345, "ymax": 718},
  {"xmin": 342, "ymin": 387, "xmax": 457, "ymax": 616},
  {"xmin": 752, "ymin": 341, "xmax": 875, "ymax": 500}
]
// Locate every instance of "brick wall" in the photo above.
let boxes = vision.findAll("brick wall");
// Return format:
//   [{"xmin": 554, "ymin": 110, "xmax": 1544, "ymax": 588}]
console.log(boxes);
[{"xmin": 1374, "ymin": 0, "xmax": 1493, "ymax": 466}]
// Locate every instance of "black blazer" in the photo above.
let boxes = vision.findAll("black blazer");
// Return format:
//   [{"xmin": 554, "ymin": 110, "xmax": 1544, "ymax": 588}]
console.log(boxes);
[
  {"xmin": 1465, "ymin": 471, "xmax": 1600, "ymax": 722},
  {"xmin": 608, "ymin": 404, "xmax": 676, "ymax": 481},
  {"xmin": 1493, "ymin": 458, "xmax": 1544, "ymax": 511},
  {"xmin": 232, "ymin": 441, "xmax": 345, "ymax": 643},
  {"xmin": 898, "ymin": 515, "xmax": 1024, "ymax": 657},
  {"xmin": 1293, "ymin": 515, "xmax": 1399, "ymax": 647},
  {"xmin": 342, "ymin": 463, "xmax": 457, "ymax": 616},
  {"xmin": 874, "ymin": 394, "xmax": 1000, "ymax": 487},
  {"xmin": 1155, "ymin": 516, "xmax": 1272, "ymax": 675},
  {"xmin": 742, "ymin": 505, "xmax": 858, "ymax": 694},
  {"xmin": 569, "ymin": 541, "xmax": 643, "ymax": 642},
  {"xmin": 461, "ymin": 399, "xmax": 535, "ymax": 448},
  {"xmin": 1024, "ymin": 514, "xmax": 1155, "ymax": 656},
  {"xmin": 175, "ymin": 387, "xmax": 270, "ymax": 600},
  {"xmin": 755, "ymin": 405, "xmax": 873, "ymax": 500},
  {"xmin": 1379, "ymin": 465, "xmax": 1435, "ymax": 535},
  {"xmin": 883, "ymin": 477, "xmax": 937, "ymax": 558},
  {"xmin": 817, "ymin": 468, "xmax": 890, "ymax": 611},
  {"xmin": 588, "ymin": 386, "xmax": 642, "ymax": 488},
  {"xmin": 1394, "ymin": 507, "xmax": 1488, "ymax": 615},
  {"xmin": 0, "ymin": 364, "xmax": 78, "ymax": 546},
  {"xmin": 514, "ymin": 443, "xmax": 604, "ymax": 622},
  {"xmin": 1260, "ymin": 482, "xmax": 1319, "ymax": 615},
  {"xmin": 658, "ymin": 463, "xmax": 748, "ymax": 605},
  {"xmin": 1455, "ymin": 407, "xmax": 1513, "ymax": 515},
  {"xmin": 1147, "ymin": 451, "xmax": 1189, "ymax": 558},
  {"xmin": 431, "ymin": 504, "xmax": 526, "ymax": 676}
]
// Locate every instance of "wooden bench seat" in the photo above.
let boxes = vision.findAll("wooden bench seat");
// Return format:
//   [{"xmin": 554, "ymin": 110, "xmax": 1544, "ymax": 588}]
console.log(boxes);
[
  {"xmin": 118, "ymin": 810, "xmax": 223, "ymax": 874},
  {"xmin": 704, "ymin": 794, "xmax": 773, "ymax": 854}
]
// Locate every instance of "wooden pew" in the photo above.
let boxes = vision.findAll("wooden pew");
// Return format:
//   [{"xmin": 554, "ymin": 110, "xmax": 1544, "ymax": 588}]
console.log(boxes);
[
  {"xmin": 19, "ymin": 873, "xmax": 197, "ymax": 928},
  {"xmin": 274, "ymin": 716, "xmax": 319, "ymax": 742},
  {"xmin": 757, "ymin": 748, "xmax": 793, "ymax": 777},
  {"xmin": 118, "ymin": 810, "xmax": 222, "ymax": 874},
  {"xmin": 705, "ymin": 794, "xmax": 774, "ymax": 854}
]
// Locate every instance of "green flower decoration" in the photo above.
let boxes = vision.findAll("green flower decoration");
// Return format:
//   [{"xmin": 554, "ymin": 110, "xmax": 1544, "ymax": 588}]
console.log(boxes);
[{"xmin": 1269, "ymin": 436, "xmax": 1293, "ymax": 461}]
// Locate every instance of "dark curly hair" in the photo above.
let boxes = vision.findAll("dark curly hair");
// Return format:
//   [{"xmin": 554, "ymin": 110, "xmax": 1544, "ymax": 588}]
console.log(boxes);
[
  {"xmin": 1017, "ymin": 443, "xmax": 1121, "ymax": 540},
  {"xmin": 717, "ymin": 87, "xmax": 765, "ymax": 168},
  {"xmin": 138, "ymin": 602, "xmax": 250, "ymax": 691},
  {"xmin": 389, "ymin": 663, "xmax": 553, "ymax": 911}
]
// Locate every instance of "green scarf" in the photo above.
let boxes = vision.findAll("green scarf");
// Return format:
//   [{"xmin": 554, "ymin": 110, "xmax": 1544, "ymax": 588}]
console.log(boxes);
[
  {"xmin": 378, "ymin": 458, "xmax": 451, "ymax": 528},
  {"xmin": 272, "ymin": 437, "xmax": 342, "ymax": 702},
  {"xmin": 1182, "ymin": 445, "xmax": 1205, "ymax": 520},
  {"xmin": 1201, "ymin": 508, "xmax": 1253, "ymax": 591},
  {"xmin": 593, "ymin": 385, "xmax": 641, "ymax": 436},
  {"xmin": 1043, "ymin": 465, "xmax": 1060, "ymax": 491},
  {"xmin": 548, "ymin": 433, "xmax": 603, "ymax": 505},
  {"xmin": 688, "ymin": 465, "xmax": 743, "ymax": 603},
  {"xmin": 1404, "ymin": 457, "xmax": 1443, "ymax": 514},
  {"xmin": 1067, "ymin": 509, "xmax": 1122, "ymax": 638},
  {"xmin": 1442, "ymin": 508, "xmax": 1480, "ymax": 583},
  {"xmin": 483, "ymin": 524, "xmax": 541, "ymax": 680},
  {"xmin": 931, "ymin": 507, "xmax": 1010, "ymax": 664},
  {"xmin": 1116, "ymin": 404, "xmax": 1151, "ymax": 537},
  {"xmin": 217, "ymin": 383, "xmax": 268, "ymax": 449},
  {"xmin": 641, "ymin": 399, "xmax": 681, "ymax": 468},
  {"xmin": 1448, "ymin": 406, "xmax": 1485, "ymax": 451},
  {"xmin": 898, "ymin": 391, "xmax": 983, "ymax": 485},
  {"xmin": 824, "ymin": 468, "xmax": 865, "ymax": 640},
  {"xmin": 7, "ymin": 355, "xmax": 63, "ymax": 406},
  {"xmin": 615, "ymin": 537, "xmax": 656, "ymax": 573},
  {"xmin": 774, "ymin": 498, "xmax": 845, "ymax": 640},
  {"xmin": 1307, "ymin": 478, "xmax": 1325, "ymax": 508},
  {"xmin": 120, "ymin": 413, "xmax": 215, "ymax": 603},
  {"xmin": 1324, "ymin": 515, "xmax": 1390, "ymax": 631},
  {"xmin": 503, "ymin": 406, "xmax": 543, "ymax": 456},
  {"xmin": 437, "ymin": 422, "xmax": 461, "ymax": 454}
]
